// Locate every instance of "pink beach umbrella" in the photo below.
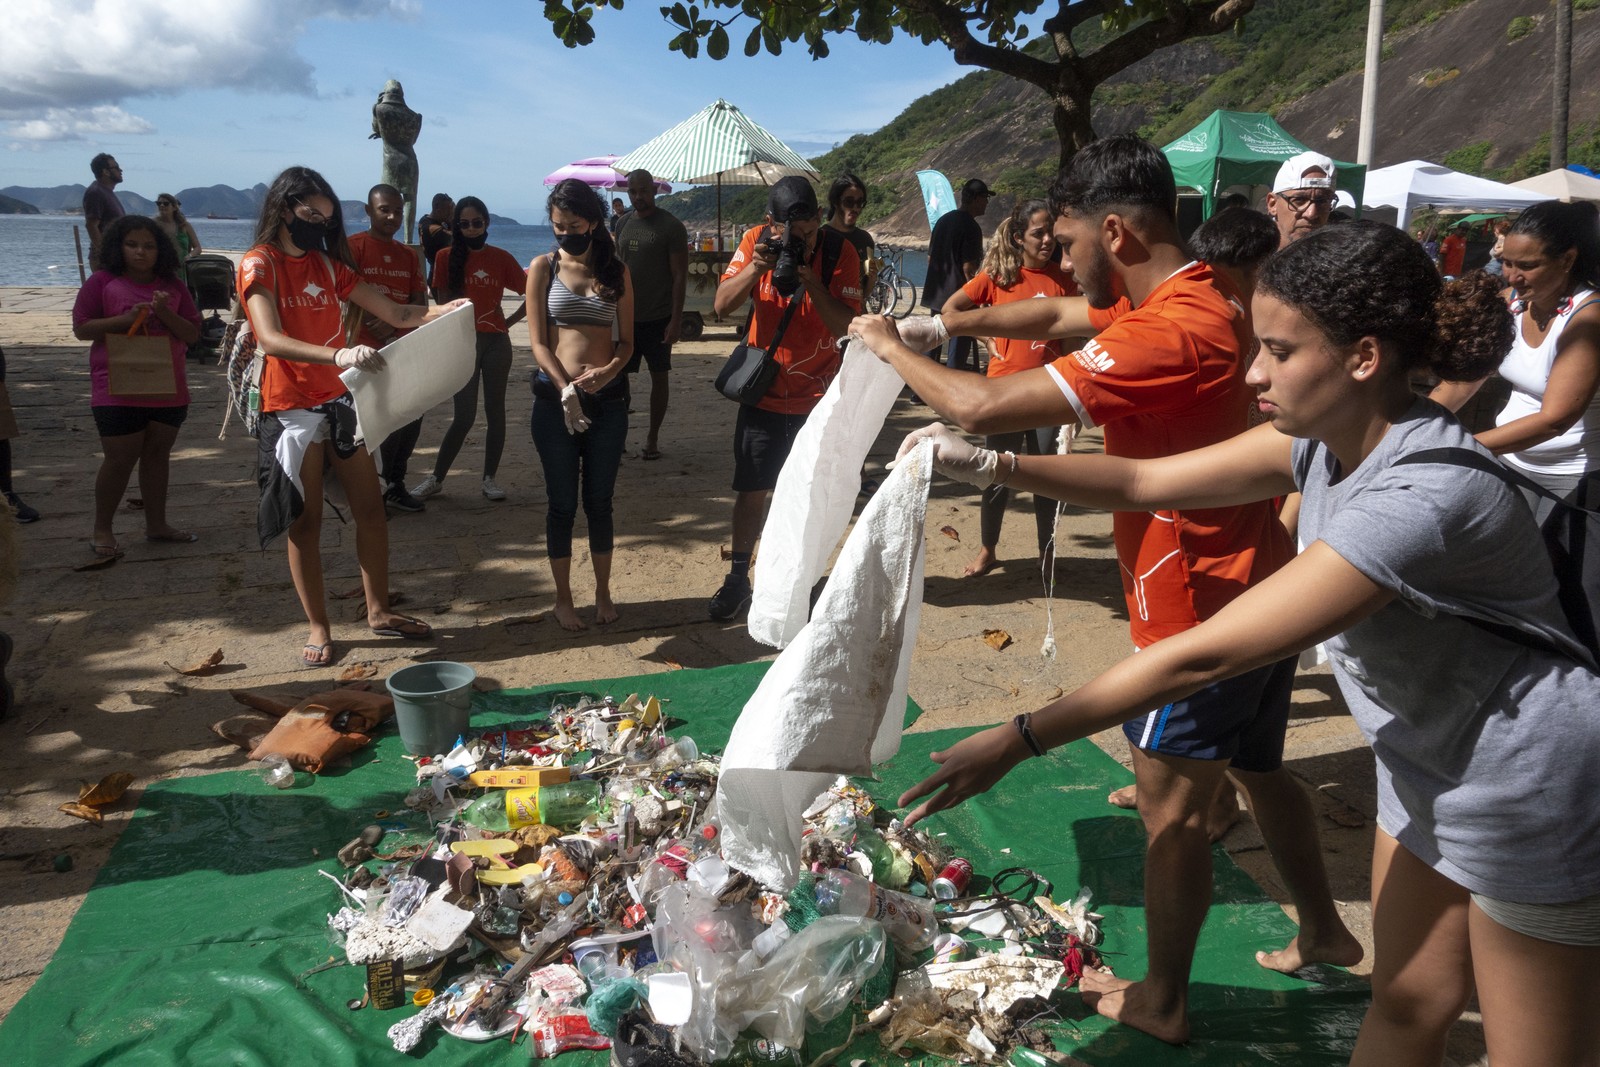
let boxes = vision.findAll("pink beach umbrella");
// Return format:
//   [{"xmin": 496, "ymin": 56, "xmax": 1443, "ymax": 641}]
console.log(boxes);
[{"xmin": 542, "ymin": 155, "xmax": 670, "ymax": 193}]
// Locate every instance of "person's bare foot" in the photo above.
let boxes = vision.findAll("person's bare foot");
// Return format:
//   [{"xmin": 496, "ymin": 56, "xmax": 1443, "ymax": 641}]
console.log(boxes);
[
  {"xmin": 1079, "ymin": 970, "xmax": 1190, "ymax": 1045},
  {"xmin": 1255, "ymin": 929, "xmax": 1365, "ymax": 974},
  {"xmin": 594, "ymin": 595, "xmax": 618, "ymax": 625},
  {"xmin": 553, "ymin": 601, "xmax": 587, "ymax": 632},
  {"xmin": 1107, "ymin": 783, "xmax": 1243, "ymax": 842},
  {"xmin": 964, "ymin": 546, "xmax": 998, "ymax": 577}
]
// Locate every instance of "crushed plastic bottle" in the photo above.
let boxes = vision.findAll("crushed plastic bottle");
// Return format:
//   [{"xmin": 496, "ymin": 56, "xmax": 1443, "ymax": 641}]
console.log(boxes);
[{"xmin": 813, "ymin": 868, "xmax": 937, "ymax": 950}]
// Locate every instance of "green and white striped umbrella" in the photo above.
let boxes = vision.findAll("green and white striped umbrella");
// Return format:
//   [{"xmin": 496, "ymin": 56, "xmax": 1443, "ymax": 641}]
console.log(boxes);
[{"xmin": 613, "ymin": 99, "xmax": 818, "ymax": 186}]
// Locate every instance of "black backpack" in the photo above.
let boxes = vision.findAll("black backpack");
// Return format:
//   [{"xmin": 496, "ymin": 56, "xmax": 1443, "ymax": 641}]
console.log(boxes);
[{"xmin": 1395, "ymin": 447, "xmax": 1600, "ymax": 665}]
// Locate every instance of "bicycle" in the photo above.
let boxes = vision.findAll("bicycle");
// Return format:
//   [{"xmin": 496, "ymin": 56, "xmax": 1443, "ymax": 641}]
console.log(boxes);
[{"xmin": 863, "ymin": 245, "xmax": 918, "ymax": 319}]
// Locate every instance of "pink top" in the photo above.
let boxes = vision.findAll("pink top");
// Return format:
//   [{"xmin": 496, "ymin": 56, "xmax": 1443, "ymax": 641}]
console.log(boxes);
[{"xmin": 72, "ymin": 271, "xmax": 201, "ymax": 407}]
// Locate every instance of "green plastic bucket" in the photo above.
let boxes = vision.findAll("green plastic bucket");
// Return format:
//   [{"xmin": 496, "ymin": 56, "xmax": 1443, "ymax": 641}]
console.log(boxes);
[{"xmin": 385, "ymin": 661, "xmax": 476, "ymax": 756}]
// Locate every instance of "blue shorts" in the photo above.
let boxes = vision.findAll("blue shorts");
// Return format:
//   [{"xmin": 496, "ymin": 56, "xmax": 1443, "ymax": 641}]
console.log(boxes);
[{"xmin": 1122, "ymin": 654, "xmax": 1296, "ymax": 771}]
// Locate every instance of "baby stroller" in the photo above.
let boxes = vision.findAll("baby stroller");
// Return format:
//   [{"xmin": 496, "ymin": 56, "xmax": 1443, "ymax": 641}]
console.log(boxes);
[{"xmin": 185, "ymin": 254, "xmax": 235, "ymax": 362}]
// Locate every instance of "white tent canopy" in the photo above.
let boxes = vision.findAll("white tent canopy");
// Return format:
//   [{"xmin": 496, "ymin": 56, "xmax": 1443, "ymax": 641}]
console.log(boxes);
[
  {"xmin": 1511, "ymin": 168, "xmax": 1600, "ymax": 204},
  {"xmin": 1362, "ymin": 160, "xmax": 1546, "ymax": 229}
]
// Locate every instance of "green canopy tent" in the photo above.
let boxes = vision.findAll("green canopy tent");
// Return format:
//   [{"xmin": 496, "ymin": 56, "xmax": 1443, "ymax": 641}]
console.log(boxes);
[{"xmin": 1161, "ymin": 110, "xmax": 1366, "ymax": 219}]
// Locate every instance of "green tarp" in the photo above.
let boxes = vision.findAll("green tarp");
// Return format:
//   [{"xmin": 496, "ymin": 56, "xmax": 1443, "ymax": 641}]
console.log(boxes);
[
  {"xmin": 1162, "ymin": 110, "xmax": 1367, "ymax": 219},
  {"xmin": 1, "ymin": 663, "xmax": 1368, "ymax": 1065}
]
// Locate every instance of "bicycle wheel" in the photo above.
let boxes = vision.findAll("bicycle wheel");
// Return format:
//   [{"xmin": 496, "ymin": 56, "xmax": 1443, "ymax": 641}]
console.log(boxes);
[
  {"xmin": 893, "ymin": 276, "xmax": 917, "ymax": 320},
  {"xmin": 866, "ymin": 275, "xmax": 898, "ymax": 317}
]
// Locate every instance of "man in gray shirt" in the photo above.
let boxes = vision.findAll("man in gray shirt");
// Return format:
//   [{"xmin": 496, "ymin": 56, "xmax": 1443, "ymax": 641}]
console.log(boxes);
[
  {"xmin": 82, "ymin": 153, "xmax": 125, "ymax": 272},
  {"xmin": 617, "ymin": 169, "xmax": 688, "ymax": 460}
]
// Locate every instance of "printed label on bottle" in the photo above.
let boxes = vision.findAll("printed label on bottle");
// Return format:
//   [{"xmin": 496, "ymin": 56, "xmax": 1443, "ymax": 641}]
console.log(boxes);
[{"xmin": 503, "ymin": 787, "xmax": 541, "ymax": 828}]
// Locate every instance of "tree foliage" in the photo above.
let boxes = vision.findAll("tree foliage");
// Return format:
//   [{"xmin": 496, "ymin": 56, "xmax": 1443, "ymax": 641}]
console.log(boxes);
[{"xmin": 539, "ymin": 1, "xmax": 1255, "ymax": 165}]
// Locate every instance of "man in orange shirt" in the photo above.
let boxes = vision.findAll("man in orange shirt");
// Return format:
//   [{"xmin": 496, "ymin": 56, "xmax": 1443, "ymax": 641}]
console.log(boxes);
[
  {"xmin": 1439, "ymin": 224, "xmax": 1468, "ymax": 277},
  {"xmin": 708, "ymin": 177, "xmax": 861, "ymax": 620},
  {"xmin": 851, "ymin": 136, "xmax": 1356, "ymax": 1046},
  {"xmin": 348, "ymin": 184, "xmax": 429, "ymax": 512}
]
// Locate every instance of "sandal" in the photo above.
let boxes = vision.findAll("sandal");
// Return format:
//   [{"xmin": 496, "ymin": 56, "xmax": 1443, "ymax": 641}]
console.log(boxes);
[
  {"xmin": 146, "ymin": 530, "xmax": 199, "ymax": 544},
  {"xmin": 639, "ymin": 447, "xmax": 663, "ymax": 461},
  {"xmin": 301, "ymin": 642, "xmax": 335, "ymax": 669},
  {"xmin": 90, "ymin": 541, "xmax": 123, "ymax": 559},
  {"xmin": 370, "ymin": 615, "xmax": 432, "ymax": 640}
]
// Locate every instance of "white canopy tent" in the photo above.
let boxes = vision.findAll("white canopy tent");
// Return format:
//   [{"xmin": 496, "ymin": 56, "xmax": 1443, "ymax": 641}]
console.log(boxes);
[
  {"xmin": 1511, "ymin": 168, "xmax": 1600, "ymax": 204},
  {"xmin": 1362, "ymin": 160, "xmax": 1546, "ymax": 230}
]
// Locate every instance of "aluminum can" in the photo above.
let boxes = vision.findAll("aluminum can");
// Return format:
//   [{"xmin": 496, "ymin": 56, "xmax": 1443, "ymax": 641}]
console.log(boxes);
[{"xmin": 931, "ymin": 857, "xmax": 973, "ymax": 899}]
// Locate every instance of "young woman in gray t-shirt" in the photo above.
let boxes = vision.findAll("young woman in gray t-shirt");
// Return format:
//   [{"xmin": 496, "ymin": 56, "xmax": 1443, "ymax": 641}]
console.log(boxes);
[{"xmin": 893, "ymin": 221, "xmax": 1600, "ymax": 1064}]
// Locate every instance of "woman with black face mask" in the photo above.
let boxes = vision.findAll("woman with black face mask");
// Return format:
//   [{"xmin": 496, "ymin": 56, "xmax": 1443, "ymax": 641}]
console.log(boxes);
[
  {"xmin": 411, "ymin": 195, "xmax": 527, "ymax": 503},
  {"xmin": 525, "ymin": 179, "xmax": 634, "ymax": 631},
  {"xmin": 239, "ymin": 166, "xmax": 465, "ymax": 668}
]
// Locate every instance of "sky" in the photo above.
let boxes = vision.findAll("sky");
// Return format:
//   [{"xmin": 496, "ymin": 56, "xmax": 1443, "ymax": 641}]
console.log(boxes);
[{"xmin": 0, "ymin": 0, "xmax": 968, "ymax": 222}]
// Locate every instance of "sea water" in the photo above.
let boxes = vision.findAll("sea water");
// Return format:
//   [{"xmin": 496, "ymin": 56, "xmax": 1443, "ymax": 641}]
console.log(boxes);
[{"xmin": 0, "ymin": 214, "xmax": 925, "ymax": 289}]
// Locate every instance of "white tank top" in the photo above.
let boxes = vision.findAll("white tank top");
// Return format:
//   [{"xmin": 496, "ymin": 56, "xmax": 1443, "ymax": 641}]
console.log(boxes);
[{"xmin": 1496, "ymin": 288, "xmax": 1600, "ymax": 475}]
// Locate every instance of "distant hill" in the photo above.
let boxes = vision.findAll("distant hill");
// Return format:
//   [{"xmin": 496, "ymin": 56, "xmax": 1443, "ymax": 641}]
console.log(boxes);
[
  {"xmin": 661, "ymin": 0, "xmax": 1598, "ymax": 240},
  {"xmin": 0, "ymin": 182, "xmax": 520, "ymax": 226}
]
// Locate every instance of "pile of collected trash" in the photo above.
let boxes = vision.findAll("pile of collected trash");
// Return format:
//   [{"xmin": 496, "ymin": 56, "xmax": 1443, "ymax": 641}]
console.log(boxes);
[{"xmin": 322, "ymin": 694, "xmax": 1105, "ymax": 1062}]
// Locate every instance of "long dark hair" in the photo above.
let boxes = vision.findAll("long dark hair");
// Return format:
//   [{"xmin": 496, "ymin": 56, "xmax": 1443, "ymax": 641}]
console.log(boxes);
[
  {"xmin": 251, "ymin": 166, "xmax": 355, "ymax": 270},
  {"xmin": 1258, "ymin": 220, "xmax": 1513, "ymax": 382},
  {"xmin": 1508, "ymin": 199, "xmax": 1600, "ymax": 291},
  {"xmin": 99, "ymin": 215, "xmax": 182, "ymax": 280},
  {"xmin": 446, "ymin": 195, "xmax": 490, "ymax": 297},
  {"xmin": 547, "ymin": 179, "xmax": 625, "ymax": 300},
  {"xmin": 826, "ymin": 173, "xmax": 866, "ymax": 221}
]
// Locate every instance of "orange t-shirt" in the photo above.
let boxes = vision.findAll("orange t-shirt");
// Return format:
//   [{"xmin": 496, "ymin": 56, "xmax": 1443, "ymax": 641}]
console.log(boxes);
[
  {"xmin": 962, "ymin": 264, "xmax": 1079, "ymax": 378},
  {"xmin": 722, "ymin": 225, "xmax": 862, "ymax": 415},
  {"xmin": 1050, "ymin": 262, "xmax": 1291, "ymax": 647},
  {"xmin": 431, "ymin": 245, "xmax": 526, "ymax": 333},
  {"xmin": 349, "ymin": 232, "xmax": 425, "ymax": 347},
  {"xmin": 1440, "ymin": 233, "xmax": 1467, "ymax": 277},
  {"xmin": 237, "ymin": 244, "xmax": 361, "ymax": 412}
]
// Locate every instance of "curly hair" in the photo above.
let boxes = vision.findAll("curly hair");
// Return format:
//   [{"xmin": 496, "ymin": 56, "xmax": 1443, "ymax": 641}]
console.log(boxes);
[
  {"xmin": 980, "ymin": 198, "xmax": 1050, "ymax": 289},
  {"xmin": 1257, "ymin": 220, "xmax": 1512, "ymax": 382},
  {"xmin": 546, "ymin": 179, "xmax": 625, "ymax": 301},
  {"xmin": 98, "ymin": 215, "xmax": 182, "ymax": 280}
]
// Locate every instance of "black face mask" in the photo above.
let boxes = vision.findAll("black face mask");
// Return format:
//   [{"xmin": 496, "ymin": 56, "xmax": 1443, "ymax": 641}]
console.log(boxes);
[
  {"xmin": 462, "ymin": 232, "xmax": 488, "ymax": 250},
  {"xmin": 286, "ymin": 215, "xmax": 330, "ymax": 253},
  {"xmin": 558, "ymin": 231, "xmax": 593, "ymax": 257}
]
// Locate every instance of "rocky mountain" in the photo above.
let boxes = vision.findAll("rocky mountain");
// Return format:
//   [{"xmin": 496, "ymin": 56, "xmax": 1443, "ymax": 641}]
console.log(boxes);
[
  {"xmin": 0, "ymin": 193, "xmax": 39, "ymax": 215},
  {"xmin": 661, "ymin": 0, "xmax": 1597, "ymax": 240}
]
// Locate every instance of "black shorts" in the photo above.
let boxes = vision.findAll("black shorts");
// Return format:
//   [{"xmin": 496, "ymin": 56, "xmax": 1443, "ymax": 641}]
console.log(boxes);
[
  {"xmin": 625, "ymin": 317, "xmax": 672, "ymax": 374},
  {"xmin": 1121, "ymin": 654, "xmax": 1297, "ymax": 771},
  {"xmin": 93, "ymin": 404, "xmax": 188, "ymax": 438},
  {"xmin": 732, "ymin": 404, "xmax": 810, "ymax": 493}
]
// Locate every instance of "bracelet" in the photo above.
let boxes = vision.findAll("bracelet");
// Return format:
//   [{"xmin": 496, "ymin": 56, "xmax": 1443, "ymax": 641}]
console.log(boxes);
[
  {"xmin": 1012, "ymin": 712, "xmax": 1046, "ymax": 758},
  {"xmin": 992, "ymin": 451, "xmax": 1019, "ymax": 487}
]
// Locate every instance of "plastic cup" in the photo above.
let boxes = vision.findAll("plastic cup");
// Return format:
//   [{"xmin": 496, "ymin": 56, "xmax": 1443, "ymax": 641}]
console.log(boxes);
[{"xmin": 258, "ymin": 754, "xmax": 295, "ymax": 789}]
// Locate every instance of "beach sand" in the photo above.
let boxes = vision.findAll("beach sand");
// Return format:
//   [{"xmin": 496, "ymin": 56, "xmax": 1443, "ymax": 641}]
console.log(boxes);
[{"xmin": 0, "ymin": 287, "xmax": 1486, "ymax": 1063}]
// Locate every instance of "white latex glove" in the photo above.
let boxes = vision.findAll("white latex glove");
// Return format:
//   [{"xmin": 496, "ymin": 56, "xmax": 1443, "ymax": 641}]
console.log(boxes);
[
  {"xmin": 560, "ymin": 382, "xmax": 591, "ymax": 434},
  {"xmin": 334, "ymin": 345, "xmax": 385, "ymax": 372},
  {"xmin": 892, "ymin": 423, "xmax": 998, "ymax": 486}
]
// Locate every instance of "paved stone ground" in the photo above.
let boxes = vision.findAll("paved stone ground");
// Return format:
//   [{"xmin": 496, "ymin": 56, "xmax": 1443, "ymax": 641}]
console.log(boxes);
[{"xmin": 0, "ymin": 287, "xmax": 1486, "ymax": 1063}]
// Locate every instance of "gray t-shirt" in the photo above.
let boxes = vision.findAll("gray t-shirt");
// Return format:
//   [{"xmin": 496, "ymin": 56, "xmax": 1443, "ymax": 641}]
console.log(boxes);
[
  {"xmin": 616, "ymin": 209, "xmax": 688, "ymax": 323},
  {"xmin": 1294, "ymin": 400, "xmax": 1600, "ymax": 903}
]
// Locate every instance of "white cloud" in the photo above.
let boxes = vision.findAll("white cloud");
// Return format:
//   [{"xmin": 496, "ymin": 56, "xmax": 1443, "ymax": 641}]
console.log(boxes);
[
  {"xmin": 9, "ymin": 105, "xmax": 155, "ymax": 142},
  {"xmin": 0, "ymin": 0, "xmax": 417, "ymax": 114}
]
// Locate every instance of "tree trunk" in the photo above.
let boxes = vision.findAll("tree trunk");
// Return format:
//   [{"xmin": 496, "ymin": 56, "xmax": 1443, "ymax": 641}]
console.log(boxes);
[
  {"xmin": 1553, "ymin": 0, "xmax": 1572, "ymax": 169},
  {"xmin": 1052, "ymin": 91, "xmax": 1098, "ymax": 172}
]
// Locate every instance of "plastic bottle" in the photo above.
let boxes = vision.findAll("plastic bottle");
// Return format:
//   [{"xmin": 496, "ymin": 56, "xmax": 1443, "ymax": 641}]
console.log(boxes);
[
  {"xmin": 458, "ymin": 781, "xmax": 603, "ymax": 831},
  {"xmin": 813, "ymin": 868, "xmax": 937, "ymax": 950},
  {"xmin": 721, "ymin": 1035, "xmax": 804, "ymax": 1067}
]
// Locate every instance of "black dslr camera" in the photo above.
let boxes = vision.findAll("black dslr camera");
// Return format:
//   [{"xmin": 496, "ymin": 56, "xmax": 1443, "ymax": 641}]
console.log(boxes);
[{"xmin": 762, "ymin": 224, "xmax": 808, "ymax": 298}]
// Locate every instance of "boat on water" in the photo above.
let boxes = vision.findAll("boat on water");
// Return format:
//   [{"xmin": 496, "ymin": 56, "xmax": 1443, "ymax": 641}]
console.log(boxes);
[{"xmin": 205, "ymin": 212, "xmax": 238, "ymax": 220}]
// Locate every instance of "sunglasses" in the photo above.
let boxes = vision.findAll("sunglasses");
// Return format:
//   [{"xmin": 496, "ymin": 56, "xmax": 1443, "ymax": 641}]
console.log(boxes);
[
  {"xmin": 458, "ymin": 218, "xmax": 488, "ymax": 230},
  {"xmin": 157, "ymin": 200, "xmax": 176, "ymax": 207},
  {"xmin": 839, "ymin": 198, "xmax": 865, "ymax": 210},
  {"xmin": 1280, "ymin": 193, "xmax": 1334, "ymax": 213}
]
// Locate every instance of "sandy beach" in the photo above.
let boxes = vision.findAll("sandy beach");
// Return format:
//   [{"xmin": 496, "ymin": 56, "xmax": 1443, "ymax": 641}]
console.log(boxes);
[{"xmin": 0, "ymin": 286, "xmax": 1486, "ymax": 1063}]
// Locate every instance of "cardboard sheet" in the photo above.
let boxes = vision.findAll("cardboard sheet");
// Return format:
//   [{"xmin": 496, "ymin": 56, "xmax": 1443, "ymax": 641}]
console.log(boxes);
[{"xmin": 339, "ymin": 303, "xmax": 476, "ymax": 445}]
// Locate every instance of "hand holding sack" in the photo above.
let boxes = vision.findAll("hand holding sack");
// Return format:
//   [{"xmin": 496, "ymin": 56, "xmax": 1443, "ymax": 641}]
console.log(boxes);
[
  {"xmin": 894, "ymin": 423, "xmax": 998, "ymax": 486},
  {"xmin": 334, "ymin": 345, "xmax": 385, "ymax": 372}
]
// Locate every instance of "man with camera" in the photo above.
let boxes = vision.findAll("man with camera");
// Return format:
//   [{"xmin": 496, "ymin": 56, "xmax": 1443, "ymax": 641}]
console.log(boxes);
[{"xmin": 708, "ymin": 176, "xmax": 862, "ymax": 621}]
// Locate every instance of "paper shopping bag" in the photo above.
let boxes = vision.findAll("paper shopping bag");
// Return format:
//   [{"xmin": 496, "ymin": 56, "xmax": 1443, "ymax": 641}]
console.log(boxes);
[{"xmin": 106, "ymin": 333, "xmax": 177, "ymax": 396}]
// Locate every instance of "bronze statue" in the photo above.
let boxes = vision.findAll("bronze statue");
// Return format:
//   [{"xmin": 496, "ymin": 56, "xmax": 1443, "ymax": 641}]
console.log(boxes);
[{"xmin": 370, "ymin": 80, "xmax": 422, "ymax": 242}]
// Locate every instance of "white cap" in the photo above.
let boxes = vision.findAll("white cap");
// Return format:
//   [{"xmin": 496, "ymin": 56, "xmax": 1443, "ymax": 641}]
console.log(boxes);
[{"xmin": 1273, "ymin": 151, "xmax": 1336, "ymax": 194}]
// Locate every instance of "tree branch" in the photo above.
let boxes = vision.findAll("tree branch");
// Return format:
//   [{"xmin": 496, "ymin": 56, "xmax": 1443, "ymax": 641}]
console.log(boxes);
[
  {"xmin": 1084, "ymin": 0, "xmax": 1254, "ymax": 85},
  {"xmin": 900, "ymin": 0, "xmax": 1061, "ymax": 91}
]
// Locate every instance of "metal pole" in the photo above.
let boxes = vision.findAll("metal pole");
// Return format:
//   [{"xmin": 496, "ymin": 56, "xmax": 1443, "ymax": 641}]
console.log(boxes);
[
  {"xmin": 1553, "ymin": 0, "xmax": 1572, "ymax": 169},
  {"xmin": 716, "ymin": 174, "xmax": 724, "ymax": 251},
  {"xmin": 1357, "ymin": 0, "xmax": 1385, "ymax": 166}
]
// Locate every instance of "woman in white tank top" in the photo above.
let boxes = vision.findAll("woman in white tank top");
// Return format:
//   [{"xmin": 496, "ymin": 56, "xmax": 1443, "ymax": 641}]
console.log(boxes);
[{"xmin": 1433, "ymin": 200, "xmax": 1600, "ymax": 513}]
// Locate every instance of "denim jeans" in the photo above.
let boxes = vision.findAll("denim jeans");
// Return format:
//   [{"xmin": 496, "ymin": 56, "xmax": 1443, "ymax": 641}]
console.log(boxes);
[{"xmin": 530, "ymin": 372, "xmax": 629, "ymax": 559}]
